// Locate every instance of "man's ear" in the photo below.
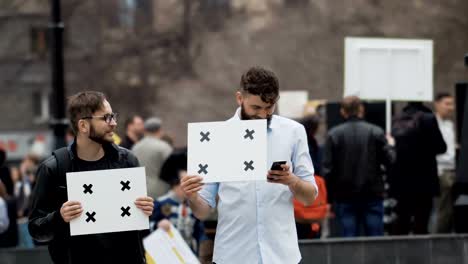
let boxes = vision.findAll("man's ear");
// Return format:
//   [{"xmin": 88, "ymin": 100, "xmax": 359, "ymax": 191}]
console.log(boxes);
[
  {"xmin": 340, "ymin": 108, "xmax": 347, "ymax": 119},
  {"xmin": 236, "ymin": 91, "xmax": 243, "ymax": 107},
  {"xmin": 78, "ymin": 119, "xmax": 89, "ymax": 134},
  {"xmin": 358, "ymin": 105, "xmax": 365, "ymax": 118}
]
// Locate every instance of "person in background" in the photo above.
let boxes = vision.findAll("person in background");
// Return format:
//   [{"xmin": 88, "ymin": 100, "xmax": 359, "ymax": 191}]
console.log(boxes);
[
  {"xmin": 132, "ymin": 117, "xmax": 173, "ymax": 199},
  {"xmin": 299, "ymin": 114, "xmax": 323, "ymax": 176},
  {"xmin": 14, "ymin": 154, "xmax": 40, "ymax": 248},
  {"xmin": 390, "ymin": 102, "xmax": 446, "ymax": 235},
  {"xmin": 151, "ymin": 171, "xmax": 207, "ymax": 255},
  {"xmin": 433, "ymin": 93, "xmax": 456, "ymax": 233},
  {"xmin": 322, "ymin": 96, "xmax": 395, "ymax": 237},
  {"xmin": 120, "ymin": 115, "xmax": 145, "ymax": 150}
]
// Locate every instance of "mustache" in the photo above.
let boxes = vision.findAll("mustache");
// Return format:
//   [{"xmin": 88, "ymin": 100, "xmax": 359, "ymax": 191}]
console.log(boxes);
[{"xmin": 252, "ymin": 116, "xmax": 272, "ymax": 120}]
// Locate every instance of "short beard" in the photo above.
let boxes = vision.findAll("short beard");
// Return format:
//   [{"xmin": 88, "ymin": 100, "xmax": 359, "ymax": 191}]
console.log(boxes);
[
  {"xmin": 88, "ymin": 124, "xmax": 113, "ymax": 145},
  {"xmin": 240, "ymin": 104, "xmax": 272, "ymax": 127}
]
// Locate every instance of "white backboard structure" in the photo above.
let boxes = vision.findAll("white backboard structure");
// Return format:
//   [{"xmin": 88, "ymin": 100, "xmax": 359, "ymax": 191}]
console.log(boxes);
[
  {"xmin": 344, "ymin": 37, "xmax": 433, "ymax": 101},
  {"xmin": 278, "ymin": 91, "xmax": 309, "ymax": 118}
]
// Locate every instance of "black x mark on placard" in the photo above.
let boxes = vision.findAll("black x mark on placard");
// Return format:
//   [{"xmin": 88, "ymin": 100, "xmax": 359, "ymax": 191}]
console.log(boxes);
[
  {"xmin": 244, "ymin": 129, "xmax": 255, "ymax": 140},
  {"xmin": 86, "ymin": 211, "xmax": 96, "ymax": 222},
  {"xmin": 200, "ymin": 131, "xmax": 210, "ymax": 142},
  {"xmin": 121, "ymin": 206, "xmax": 131, "ymax": 217},
  {"xmin": 83, "ymin": 184, "xmax": 93, "ymax": 194},
  {"xmin": 244, "ymin": 160, "xmax": 255, "ymax": 171},
  {"xmin": 198, "ymin": 164, "xmax": 208, "ymax": 175},
  {"xmin": 120, "ymin": 180, "xmax": 131, "ymax": 191}
]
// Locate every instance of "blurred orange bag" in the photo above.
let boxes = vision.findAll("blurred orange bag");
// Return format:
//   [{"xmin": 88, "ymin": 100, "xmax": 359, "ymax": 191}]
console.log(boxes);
[{"xmin": 293, "ymin": 175, "xmax": 328, "ymax": 220}]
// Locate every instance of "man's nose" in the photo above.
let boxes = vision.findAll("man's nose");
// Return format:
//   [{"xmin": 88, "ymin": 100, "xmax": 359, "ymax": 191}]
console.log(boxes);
[{"xmin": 257, "ymin": 109, "xmax": 269, "ymax": 119}]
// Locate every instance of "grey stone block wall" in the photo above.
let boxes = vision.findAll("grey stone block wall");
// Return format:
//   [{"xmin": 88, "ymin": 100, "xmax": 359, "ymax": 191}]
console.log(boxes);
[
  {"xmin": 1, "ymin": 235, "xmax": 467, "ymax": 264},
  {"xmin": 299, "ymin": 235, "xmax": 468, "ymax": 264}
]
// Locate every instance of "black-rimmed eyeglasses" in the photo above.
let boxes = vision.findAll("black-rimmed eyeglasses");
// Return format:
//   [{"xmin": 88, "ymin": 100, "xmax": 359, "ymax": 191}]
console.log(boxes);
[{"xmin": 81, "ymin": 112, "xmax": 118, "ymax": 124}]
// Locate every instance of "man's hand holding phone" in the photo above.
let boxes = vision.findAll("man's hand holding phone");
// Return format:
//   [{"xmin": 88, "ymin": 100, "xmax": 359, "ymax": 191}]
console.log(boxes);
[{"xmin": 267, "ymin": 161, "xmax": 300, "ymax": 187}]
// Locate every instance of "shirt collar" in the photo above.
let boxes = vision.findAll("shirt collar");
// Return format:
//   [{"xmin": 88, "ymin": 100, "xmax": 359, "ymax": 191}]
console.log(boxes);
[{"xmin": 436, "ymin": 113, "xmax": 451, "ymax": 123}]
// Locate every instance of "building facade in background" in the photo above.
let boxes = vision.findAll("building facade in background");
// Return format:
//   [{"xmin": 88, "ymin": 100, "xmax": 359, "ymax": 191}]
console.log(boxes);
[{"xmin": 1, "ymin": 0, "xmax": 467, "ymax": 155}]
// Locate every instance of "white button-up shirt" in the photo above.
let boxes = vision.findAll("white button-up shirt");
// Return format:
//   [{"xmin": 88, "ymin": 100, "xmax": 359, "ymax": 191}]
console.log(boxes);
[
  {"xmin": 436, "ymin": 115, "xmax": 455, "ymax": 174},
  {"xmin": 199, "ymin": 109, "xmax": 317, "ymax": 264}
]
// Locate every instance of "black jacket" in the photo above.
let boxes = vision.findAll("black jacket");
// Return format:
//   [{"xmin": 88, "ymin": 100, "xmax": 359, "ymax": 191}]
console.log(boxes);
[
  {"xmin": 389, "ymin": 104, "xmax": 447, "ymax": 197},
  {"xmin": 120, "ymin": 135, "xmax": 136, "ymax": 150},
  {"xmin": 0, "ymin": 198, "xmax": 18, "ymax": 247},
  {"xmin": 28, "ymin": 141, "xmax": 146, "ymax": 264},
  {"xmin": 323, "ymin": 117, "xmax": 395, "ymax": 202}
]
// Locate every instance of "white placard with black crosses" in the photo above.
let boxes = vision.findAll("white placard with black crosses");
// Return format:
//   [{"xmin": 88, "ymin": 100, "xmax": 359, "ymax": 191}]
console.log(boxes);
[
  {"xmin": 66, "ymin": 167, "xmax": 149, "ymax": 236},
  {"xmin": 188, "ymin": 119, "xmax": 267, "ymax": 183}
]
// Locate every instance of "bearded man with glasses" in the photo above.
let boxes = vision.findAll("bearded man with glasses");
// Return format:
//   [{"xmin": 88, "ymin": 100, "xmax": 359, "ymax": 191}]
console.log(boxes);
[{"xmin": 29, "ymin": 91, "xmax": 153, "ymax": 264}]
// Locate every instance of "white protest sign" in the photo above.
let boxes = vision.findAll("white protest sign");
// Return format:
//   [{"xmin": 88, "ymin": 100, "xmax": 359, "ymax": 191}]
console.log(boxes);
[
  {"xmin": 188, "ymin": 119, "xmax": 267, "ymax": 183},
  {"xmin": 67, "ymin": 167, "xmax": 149, "ymax": 236}
]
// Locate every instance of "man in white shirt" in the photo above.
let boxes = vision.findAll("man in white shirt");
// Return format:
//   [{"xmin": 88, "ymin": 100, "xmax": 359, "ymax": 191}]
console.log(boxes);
[
  {"xmin": 434, "ymin": 92, "xmax": 456, "ymax": 233},
  {"xmin": 181, "ymin": 67, "xmax": 318, "ymax": 264}
]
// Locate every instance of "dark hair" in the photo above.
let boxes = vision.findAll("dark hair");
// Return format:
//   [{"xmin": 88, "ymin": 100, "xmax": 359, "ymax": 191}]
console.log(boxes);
[
  {"xmin": 341, "ymin": 96, "xmax": 362, "ymax": 117},
  {"xmin": 67, "ymin": 91, "xmax": 106, "ymax": 133},
  {"xmin": 124, "ymin": 115, "xmax": 140, "ymax": 130},
  {"xmin": 169, "ymin": 173, "xmax": 181, "ymax": 188},
  {"xmin": 240, "ymin": 66, "xmax": 279, "ymax": 104},
  {"xmin": 435, "ymin": 92, "xmax": 452, "ymax": 102}
]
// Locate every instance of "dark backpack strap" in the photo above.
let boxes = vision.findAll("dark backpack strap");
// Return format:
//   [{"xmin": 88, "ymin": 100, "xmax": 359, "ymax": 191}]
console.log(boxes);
[{"xmin": 52, "ymin": 147, "xmax": 72, "ymax": 185}]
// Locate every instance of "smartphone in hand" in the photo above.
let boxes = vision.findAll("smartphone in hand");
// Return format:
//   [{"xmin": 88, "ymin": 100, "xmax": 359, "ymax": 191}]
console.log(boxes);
[{"xmin": 270, "ymin": 161, "xmax": 287, "ymax": 171}]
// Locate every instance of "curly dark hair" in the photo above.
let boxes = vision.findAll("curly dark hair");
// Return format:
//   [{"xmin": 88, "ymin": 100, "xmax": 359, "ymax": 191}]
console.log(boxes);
[{"xmin": 240, "ymin": 66, "xmax": 279, "ymax": 104}]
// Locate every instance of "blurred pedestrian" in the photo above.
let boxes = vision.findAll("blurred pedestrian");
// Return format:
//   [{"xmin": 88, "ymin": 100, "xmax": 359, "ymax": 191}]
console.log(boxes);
[
  {"xmin": 322, "ymin": 96, "xmax": 395, "ymax": 237},
  {"xmin": 433, "ymin": 93, "xmax": 456, "ymax": 233},
  {"xmin": 390, "ymin": 102, "xmax": 446, "ymax": 235},
  {"xmin": 132, "ymin": 117, "xmax": 173, "ymax": 199},
  {"xmin": 120, "ymin": 115, "xmax": 144, "ymax": 149}
]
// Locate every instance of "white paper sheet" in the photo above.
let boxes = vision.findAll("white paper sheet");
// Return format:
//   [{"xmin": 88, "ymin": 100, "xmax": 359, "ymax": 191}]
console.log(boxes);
[{"xmin": 144, "ymin": 224, "xmax": 200, "ymax": 264}]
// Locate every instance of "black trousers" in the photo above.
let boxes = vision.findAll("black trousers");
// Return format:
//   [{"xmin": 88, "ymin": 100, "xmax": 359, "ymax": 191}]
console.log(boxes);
[
  {"xmin": 392, "ymin": 194, "xmax": 433, "ymax": 235},
  {"xmin": 454, "ymin": 205, "xmax": 468, "ymax": 233}
]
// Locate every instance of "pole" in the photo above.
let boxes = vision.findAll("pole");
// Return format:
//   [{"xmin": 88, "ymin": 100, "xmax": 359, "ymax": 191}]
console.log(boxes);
[
  {"xmin": 49, "ymin": 0, "xmax": 67, "ymax": 149},
  {"xmin": 386, "ymin": 98, "xmax": 391, "ymax": 134}
]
